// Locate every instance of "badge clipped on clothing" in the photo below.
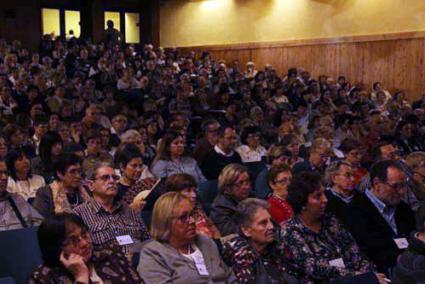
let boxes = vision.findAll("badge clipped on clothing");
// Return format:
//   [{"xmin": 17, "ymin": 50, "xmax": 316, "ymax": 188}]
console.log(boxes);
[
  {"xmin": 329, "ymin": 258, "xmax": 346, "ymax": 268},
  {"xmin": 116, "ymin": 235, "xmax": 134, "ymax": 246},
  {"xmin": 191, "ymin": 248, "xmax": 209, "ymax": 276},
  {"xmin": 394, "ymin": 238, "xmax": 409, "ymax": 249}
]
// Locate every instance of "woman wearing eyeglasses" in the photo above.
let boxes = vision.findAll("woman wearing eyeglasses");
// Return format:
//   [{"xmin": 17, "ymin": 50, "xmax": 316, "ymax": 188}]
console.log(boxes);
[
  {"xmin": 137, "ymin": 192, "xmax": 235, "ymax": 283},
  {"xmin": 267, "ymin": 164, "xmax": 293, "ymax": 227},
  {"xmin": 29, "ymin": 213, "xmax": 142, "ymax": 283}
]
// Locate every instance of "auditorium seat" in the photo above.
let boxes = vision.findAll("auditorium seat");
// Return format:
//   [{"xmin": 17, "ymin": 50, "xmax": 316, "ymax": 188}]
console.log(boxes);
[
  {"xmin": 197, "ymin": 179, "xmax": 218, "ymax": 214},
  {"xmin": 0, "ymin": 277, "xmax": 15, "ymax": 284},
  {"xmin": 0, "ymin": 227, "xmax": 42, "ymax": 284}
]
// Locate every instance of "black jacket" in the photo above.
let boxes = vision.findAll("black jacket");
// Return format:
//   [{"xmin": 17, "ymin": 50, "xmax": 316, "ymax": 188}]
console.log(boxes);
[
  {"xmin": 200, "ymin": 149, "xmax": 242, "ymax": 180},
  {"xmin": 345, "ymin": 192, "xmax": 416, "ymax": 272},
  {"xmin": 392, "ymin": 232, "xmax": 425, "ymax": 283}
]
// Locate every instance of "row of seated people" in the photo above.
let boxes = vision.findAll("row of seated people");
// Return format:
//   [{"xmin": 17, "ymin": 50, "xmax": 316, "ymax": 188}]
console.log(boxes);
[{"xmin": 1, "ymin": 146, "xmax": 425, "ymax": 283}]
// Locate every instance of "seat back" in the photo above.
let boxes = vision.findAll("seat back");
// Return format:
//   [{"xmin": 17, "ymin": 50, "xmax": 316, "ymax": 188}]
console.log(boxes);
[
  {"xmin": 0, "ymin": 227, "xmax": 42, "ymax": 284},
  {"xmin": 197, "ymin": 180, "xmax": 218, "ymax": 214}
]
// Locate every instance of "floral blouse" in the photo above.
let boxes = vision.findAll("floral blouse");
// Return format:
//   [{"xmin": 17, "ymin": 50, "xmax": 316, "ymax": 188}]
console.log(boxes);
[
  {"xmin": 29, "ymin": 243, "xmax": 143, "ymax": 283},
  {"xmin": 222, "ymin": 235, "xmax": 293, "ymax": 284},
  {"xmin": 280, "ymin": 214, "xmax": 375, "ymax": 283},
  {"xmin": 193, "ymin": 203, "xmax": 221, "ymax": 239}
]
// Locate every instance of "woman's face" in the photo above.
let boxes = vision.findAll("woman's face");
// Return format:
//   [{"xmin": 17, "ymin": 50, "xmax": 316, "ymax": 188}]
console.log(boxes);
[
  {"xmin": 0, "ymin": 138, "xmax": 8, "ymax": 157},
  {"xmin": 11, "ymin": 130, "xmax": 24, "ymax": 146},
  {"xmin": 51, "ymin": 142, "xmax": 63, "ymax": 157},
  {"xmin": 269, "ymin": 171, "xmax": 292, "ymax": 199},
  {"xmin": 242, "ymin": 208, "xmax": 275, "ymax": 247},
  {"xmin": 304, "ymin": 186, "xmax": 328, "ymax": 218},
  {"xmin": 287, "ymin": 139, "xmax": 300, "ymax": 157},
  {"xmin": 14, "ymin": 155, "xmax": 30, "ymax": 175},
  {"xmin": 169, "ymin": 136, "xmax": 185, "ymax": 157},
  {"xmin": 123, "ymin": 157, "xmax": 143, "ymax": 182},
  {"xmin": 230, "ymin": 172, "xmax": 251, "ymax": 201},
  {"xmin": 58, "ymin": 126, "xmax": 70, "ymax": 141},
  {"xmin": 49, "ymin": 115, "xmax": 59, "ymax": 130},
  {"xmin": 246, "ymin": 132, "xmax": 260, "ymax": 149},
  {"xmin": 170, "ymin": 198, "xmax": 196, "ymax": 244},
  {"xmin": 345, "ymin": 149, "xmax": 363, "ymax": 166},
  {"xmin": 180, "ymin": 187, "xmax": 197, "ymax": 205},
  {"xmin": 62, "ymin": 223, "xmax": 92, "ymax": 263}
]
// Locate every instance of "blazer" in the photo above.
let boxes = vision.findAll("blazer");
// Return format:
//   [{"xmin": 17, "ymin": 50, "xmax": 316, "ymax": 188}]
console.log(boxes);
[
  {"xmin": 345, "ymin": 192, "xmax": 416, "ymax": 272},
  {"xmin": 137, "ymin": 234, "xmax": 235, "ymax": 284}
]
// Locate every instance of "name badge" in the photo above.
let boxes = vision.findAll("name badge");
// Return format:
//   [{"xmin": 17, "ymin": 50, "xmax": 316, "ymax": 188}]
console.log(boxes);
[
  {"xmin": 195, "ymin": 263, "xmax": 209, "ymax": 276},
  {"xmin": 116, "ymin": 235, "xmax": 134, "ymax": 246},
  {"xmin": 394, "ymin": 238, "xmax": 409, "ymax": 249},
  {"xmin": 329, "ymin": 258, "xmax": 345, "ymax": 268}
]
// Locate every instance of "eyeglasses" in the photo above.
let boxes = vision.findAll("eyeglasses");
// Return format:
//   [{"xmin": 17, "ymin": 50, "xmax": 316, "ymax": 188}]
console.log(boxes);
[
  {"xmin": 63, "ymin": 231, "xmax": 91, "ymax": 247},
  {"xmin": 174, "ymin": 210, "xmax": 196, "ymax": 223},
  {"xmin": 233, "ymin": 179, "xmax": 251, "ymax": 188},
  {"xmin": 95, "ymin": 174, "xmax": 120, "ymax": 182},
  {"xmin": 337, "ymin": 172, "xmax": 354, "ymax": 179},
  {"xmin": 382, "ymin": 180, "xmax": 409, "ymax": 191},
  {"xmin": 274, "ymin": 177, "xmax": 291, "ymax": 185}
]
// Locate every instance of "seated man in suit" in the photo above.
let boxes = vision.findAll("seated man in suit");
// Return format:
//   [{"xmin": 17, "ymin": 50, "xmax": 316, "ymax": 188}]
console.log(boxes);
[
  {"xmin": 200, "ymin": 125, "xmax": 241, "ymax": 180},
  {"xmin": 345, "ymin": 160, "xmax": 416, "ymax": 273}
]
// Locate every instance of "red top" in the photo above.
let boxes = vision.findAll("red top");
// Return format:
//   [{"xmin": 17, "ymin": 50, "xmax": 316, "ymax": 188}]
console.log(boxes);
[{"xmin": 267, "ymin": 195, "xmax": 294, "ymax": 227}]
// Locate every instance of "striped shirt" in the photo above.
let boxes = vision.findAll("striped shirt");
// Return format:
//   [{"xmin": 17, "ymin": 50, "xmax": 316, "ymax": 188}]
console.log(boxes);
[{"xmin": 73, "ymin": 199, "xmax": 150, "ymax": 253}]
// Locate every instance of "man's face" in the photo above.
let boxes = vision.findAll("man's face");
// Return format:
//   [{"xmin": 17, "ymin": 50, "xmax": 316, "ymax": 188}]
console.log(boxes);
[
  {"xmin": 206, "ymin": 122, "xmax": 220, "ymax": 145},
  {"xmin": 91, "ymin": 167, "xmax": 118, "ymax": 199},
  {"xmin": 219, "ymin": 128, "xmax": 238, "ymax": 152},
  {"xmin": 35, "ymin": 123, "xmax": 48, "ymax": 138},
  {"xmin": 0, "ymin": 162, "xmax": 8, "ymax": 194},
  {"xmin": 373, "ymin": 167, "xmax": 407, "ymax": 206},
  {"xmin": 380, "ymin": 144, "xmax": 400, "ymax": 161}
]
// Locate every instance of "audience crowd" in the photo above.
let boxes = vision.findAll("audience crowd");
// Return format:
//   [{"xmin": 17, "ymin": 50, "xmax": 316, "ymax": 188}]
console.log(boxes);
[{"xmin": 1, "ymin": 32, "xmax": 425, "ymax": 283}]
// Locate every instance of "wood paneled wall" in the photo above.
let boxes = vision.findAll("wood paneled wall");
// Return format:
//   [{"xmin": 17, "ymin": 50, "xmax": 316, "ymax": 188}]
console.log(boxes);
[{"xmin": 178, "ymin": 32, "xmax": 425, "ymax": 101}]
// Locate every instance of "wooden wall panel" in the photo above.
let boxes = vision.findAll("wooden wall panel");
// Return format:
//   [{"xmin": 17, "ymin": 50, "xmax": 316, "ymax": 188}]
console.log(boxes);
[{"xmin": 177, "ymin": 32, "xmax": 425, "ymax": 101}]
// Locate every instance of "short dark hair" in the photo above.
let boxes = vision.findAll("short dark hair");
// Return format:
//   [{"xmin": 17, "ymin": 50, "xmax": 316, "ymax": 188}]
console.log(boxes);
[
  {"xmin": 287, "ymin": 171, "xmax": 323, "ymax": 214},
  {"xmin": 38, "ymin": 213, "xmax": 88, "ymax": 267},
  {"xmin": 339, "ymin": 138, "xmax": 363, "ymax": 154},
  {"xmin": 268, "ymin": 164, "xmax": 291, "ymax": 184},
  {"xmin": 33, "ymin": 115, "xmax": 49, "ymax": 127},
  {"xmin": 240, "ymin": 126, "xmax": 260, "ymax": 145},
  {"xmin": 114, "ymin": 143, "xmax": 143, "ymax": 170},
  {"xmin": 165, "ymin": 173, "xmax": 197, "ymax": 192},
  {"xmin": 54, "ymin": 153, "xmax": 82, "ymax": 179},
  {"xmin": 201, "ymin": 119, "xmax": 220, "ymax": 134},
  {"xmin": 370, "ymin": 160, "xmax": 404, "ymax": 186},
  {"xmin": 39, "ymin": 131, "xmax": 63, "ymax": 166},
  {"xmin": 217, "ymin": 124, "xmax": 235, "ymax": 137},
  {"xmin": 6, "ymin": 149, "xmax": 32, "ymax": 181}
]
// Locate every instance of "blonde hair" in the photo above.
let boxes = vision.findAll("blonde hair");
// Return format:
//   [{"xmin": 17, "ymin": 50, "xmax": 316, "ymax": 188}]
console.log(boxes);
[
  {"xmin": 150, "ymin": 192, "xmax": 188, "ymax": 242},
  {"xmin": 218, "ymin": 163, "xmax": 249, "ymax": 194},
  {"xmin": 405, "ymin": 151, "xmax": 425, "ymax": 170}
]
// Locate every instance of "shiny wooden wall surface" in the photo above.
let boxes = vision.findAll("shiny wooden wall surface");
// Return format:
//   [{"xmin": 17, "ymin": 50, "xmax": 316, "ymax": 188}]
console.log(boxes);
[{"xmin": 178, "ymin": 32, "xmax": 425, "ymax": 101}]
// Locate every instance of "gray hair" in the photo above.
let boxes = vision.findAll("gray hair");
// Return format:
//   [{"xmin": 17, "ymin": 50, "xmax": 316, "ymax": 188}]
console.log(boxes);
[
  {"xmin": 120, "ymin": 129, "xmax": 141, "ymax": 142},
  {"xmin": 237, "ymin": 198, "xmax": 269, "ymax": 229},
  {"xmin": 324, "ymin": 160, "xmax": 352, "ymax": 185},
  {"xmin": 85, "ymin": 161, "xmax": 113, "ymax": 180}
]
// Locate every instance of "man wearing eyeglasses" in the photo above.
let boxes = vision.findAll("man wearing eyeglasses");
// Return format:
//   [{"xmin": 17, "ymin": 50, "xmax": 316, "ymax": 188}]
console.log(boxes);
[
  {"xmin": 345, "ymin": 160, "xmax": 416, "ymax": 274},
  {"xmin": 73, "ymin": 163, "xmax": 150, "ymax": 256}
]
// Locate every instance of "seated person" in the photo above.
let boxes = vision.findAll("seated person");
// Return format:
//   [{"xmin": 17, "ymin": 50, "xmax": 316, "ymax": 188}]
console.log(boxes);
[
  {"xmin": 324, "ymin": 160, "xmax": 359, "ymax": 224},
  {"xmin": 29, "ymin": 213, "xmax": 141, "ymax": 283},
  {"xmin": 281, "ymin": 172, "xmax": 381, "ymax": 283},
  {"xmin": 200, "ymin": 125, "xmax": 242, "ymax": 180},
  {"xmin": 165, "ymin": 173, "xmax": 221, "ymax": 239},
  {"xmin": 405, "ymin": 151, "xmax": 425, "ymax": 203},
  {"xmin": 292, "ymin": 139, "xmax": 331, "ymax": 175},
  {"xmin": 137, "ymin": 192, "xmax": 234, "ymax": 283},
  {"xmin": 392, "ymin": 206, "xmax": 425, "ymax": 283},
  {"xmin": 235, "ymin": 126, "xmax": 266, "ymax": 163},
  {"xmin": 114, "ymin": 143, "xmax": 157, "ymax": 208},
  {"xmin": 33, "ymin": 153, "xmax": 90, "ymax": 217},
  {"xmin": 339, "ymin": 138, "xmax": 368, "ymax": 187},
  {"xmin": 0, "ymin": 158, "xmax": 43, "ymax": 230},
  {"xmin": 222, "ymin": 198, "xmax": 297, "ymax": 283},
  {"xmin": 210, "ymin": 164, "xmax": 251, "ymax": 236},
  {"xmin": 267, "ymin": 164, "xmax": 293, "ymax": 227},
  {"xmin": 345, "ymin": 160, "xmax": 416, "ymax": 273},
  {"xmin": 254, "ymin": 145, "xmax": 291, "ymax": 199},
  {"xmin": 73, "ymin": 162, "xmax": 150, "ymax": 255},
  {"xmin": 82, "ymin": 128, "xmax": 113, "ymax": 176}
]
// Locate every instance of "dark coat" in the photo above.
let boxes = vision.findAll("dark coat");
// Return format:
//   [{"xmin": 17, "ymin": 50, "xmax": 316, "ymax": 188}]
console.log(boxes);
[
  {"xmin": 344, "ymin": 193, "xmax": 416, "ymax": 272},
  {"xmin": 392, "ymin": 232, "xmax": 425, "ymax": 284},
  {"xmin": 209, "ymin": 193, "xmax": 239, "ymax": 236},
  {"xmin": 200, "ymin": 149, "xmax": 242, "ymax": 180}
]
